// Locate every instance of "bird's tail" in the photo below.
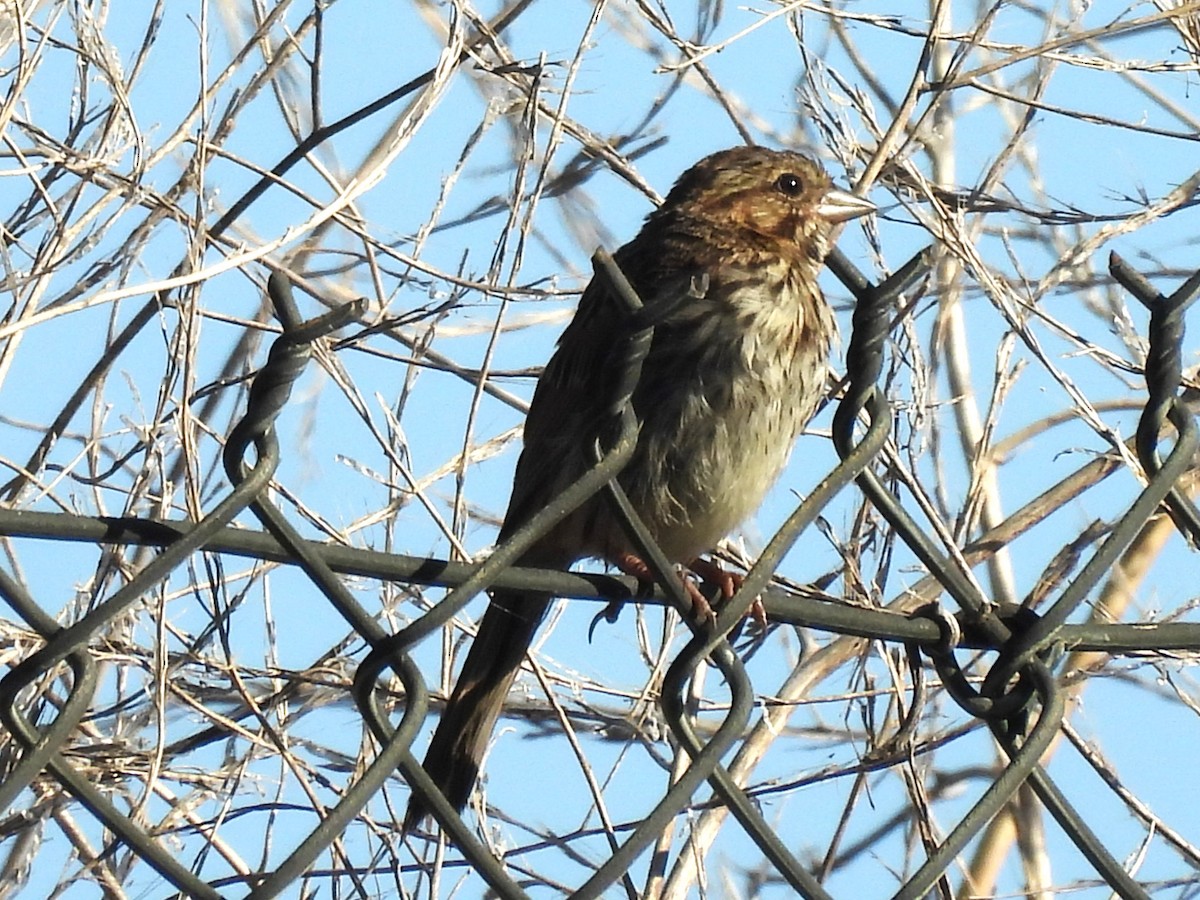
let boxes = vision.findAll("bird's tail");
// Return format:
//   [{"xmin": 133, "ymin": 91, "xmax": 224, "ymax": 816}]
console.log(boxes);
[{"xmin": 403, "ymin": 587, "xmax": 550, "ymax": 830}]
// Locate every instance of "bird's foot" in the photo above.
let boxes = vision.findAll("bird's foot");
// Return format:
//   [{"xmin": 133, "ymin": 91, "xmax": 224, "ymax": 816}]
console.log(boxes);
[
  {"xmin": 609, "ymin": 551, "xmax": 766, "ymax": 630},
  {"xmin": 611, "ymin": 550, "xmax": 716, "ymax": 624},
  {"xmin": 688, "ymin": 556, "xmax": 768, "ymax": 629}
]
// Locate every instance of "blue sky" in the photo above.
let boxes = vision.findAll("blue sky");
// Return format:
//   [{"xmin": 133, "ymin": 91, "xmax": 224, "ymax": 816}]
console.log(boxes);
[{"xmin": 1, "ymin": 1, "xmax": 1199, "ymax": 897}]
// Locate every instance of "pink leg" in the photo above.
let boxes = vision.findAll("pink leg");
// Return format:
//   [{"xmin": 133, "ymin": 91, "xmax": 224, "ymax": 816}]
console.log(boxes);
[
  {"xmin": 612, "ymin": 550, "xmax": 717, "ymax": 624},
  {"xmin": 612, "ymin": 552, "xmax": 768, "ymax": 628},
  {"xmin": 688, "ymin": 557, "xmax": 742, "ymax": 600},
  {"xmin": 689, "ymin": 557, "xmax": 768, "ymax": 629}
]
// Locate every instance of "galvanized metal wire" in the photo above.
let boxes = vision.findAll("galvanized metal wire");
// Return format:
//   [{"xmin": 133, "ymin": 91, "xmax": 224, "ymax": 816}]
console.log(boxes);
[{"xmin": 2, "ymin": 249, "xmax": 1199, "ymax": 898}]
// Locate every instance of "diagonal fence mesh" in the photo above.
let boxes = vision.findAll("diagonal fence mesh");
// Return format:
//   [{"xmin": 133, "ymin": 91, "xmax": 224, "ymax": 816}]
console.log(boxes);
[{"xmin": 1, "ymin": 2, "xmax": 1199, "ymax": 898}]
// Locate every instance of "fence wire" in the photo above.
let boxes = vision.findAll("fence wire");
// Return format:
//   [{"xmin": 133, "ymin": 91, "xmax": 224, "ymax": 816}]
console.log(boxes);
[
  {"xmin": 4, "ymin": 2, "xmax": 1200, "ymax": 899},
  {"xmin": 2, "ymin": 250, "xmax": 1199, "ymax": 898}
]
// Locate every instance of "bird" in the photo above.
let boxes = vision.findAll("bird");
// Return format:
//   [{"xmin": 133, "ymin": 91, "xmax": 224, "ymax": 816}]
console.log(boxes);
[{"xmin": 403, "ymin": 145, "xmax": 874, "ymax": 830}]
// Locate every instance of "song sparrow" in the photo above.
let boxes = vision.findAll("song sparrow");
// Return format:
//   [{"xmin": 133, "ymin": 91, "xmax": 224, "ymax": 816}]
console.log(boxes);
[{"xmin": 404, "ymin": 146, "xmax": 874, "ymax": 829}]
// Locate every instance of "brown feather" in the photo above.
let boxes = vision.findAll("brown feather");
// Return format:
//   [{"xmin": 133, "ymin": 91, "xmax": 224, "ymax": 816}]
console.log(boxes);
[{"xmin": 403, "ymin": 146, "xmax": 872, "ymax": 830}]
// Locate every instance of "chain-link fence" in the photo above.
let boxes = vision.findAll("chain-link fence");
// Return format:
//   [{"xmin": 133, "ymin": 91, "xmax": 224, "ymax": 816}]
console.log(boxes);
[{"xmin": 2, "ymin": 2, "xmax": 1200, "ymax": 898}]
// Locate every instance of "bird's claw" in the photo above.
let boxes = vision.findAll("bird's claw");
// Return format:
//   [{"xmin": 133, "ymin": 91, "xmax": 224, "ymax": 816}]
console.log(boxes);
[
  {"xmin": 588, "ymin": 599, "xmax": 626, "ymax": 641},
  {"xmin": 689, "ymin": 557, "xmax": 768, "ymax": 633}
]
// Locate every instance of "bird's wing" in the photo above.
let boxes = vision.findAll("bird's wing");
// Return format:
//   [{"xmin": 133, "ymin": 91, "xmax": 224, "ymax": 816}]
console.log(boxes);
[
  {"xmin": 496, "ymin": 269, "xmax": 625, "ymax": 542},
  {"xmin": 497, "ymin": 247, "xmax": 708, "ymax": 531}
]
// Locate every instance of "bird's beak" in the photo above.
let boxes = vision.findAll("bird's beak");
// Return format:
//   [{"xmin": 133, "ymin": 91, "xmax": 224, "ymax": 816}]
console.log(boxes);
[{"xmin": 817, "ymin": 188, "xmax": 876, "ymax": 223}]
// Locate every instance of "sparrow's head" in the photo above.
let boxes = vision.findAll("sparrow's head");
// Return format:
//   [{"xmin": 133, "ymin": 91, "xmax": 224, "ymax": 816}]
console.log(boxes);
[{"xmin": 656, "ymin": 146, "xmax": 875, "ymax": 261}]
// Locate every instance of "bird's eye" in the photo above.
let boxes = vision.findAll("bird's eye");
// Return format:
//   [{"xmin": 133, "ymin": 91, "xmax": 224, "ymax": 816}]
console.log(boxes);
[{"xmin": 775, "ymin": 173, "xmax": 804, "ymax": 196}]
